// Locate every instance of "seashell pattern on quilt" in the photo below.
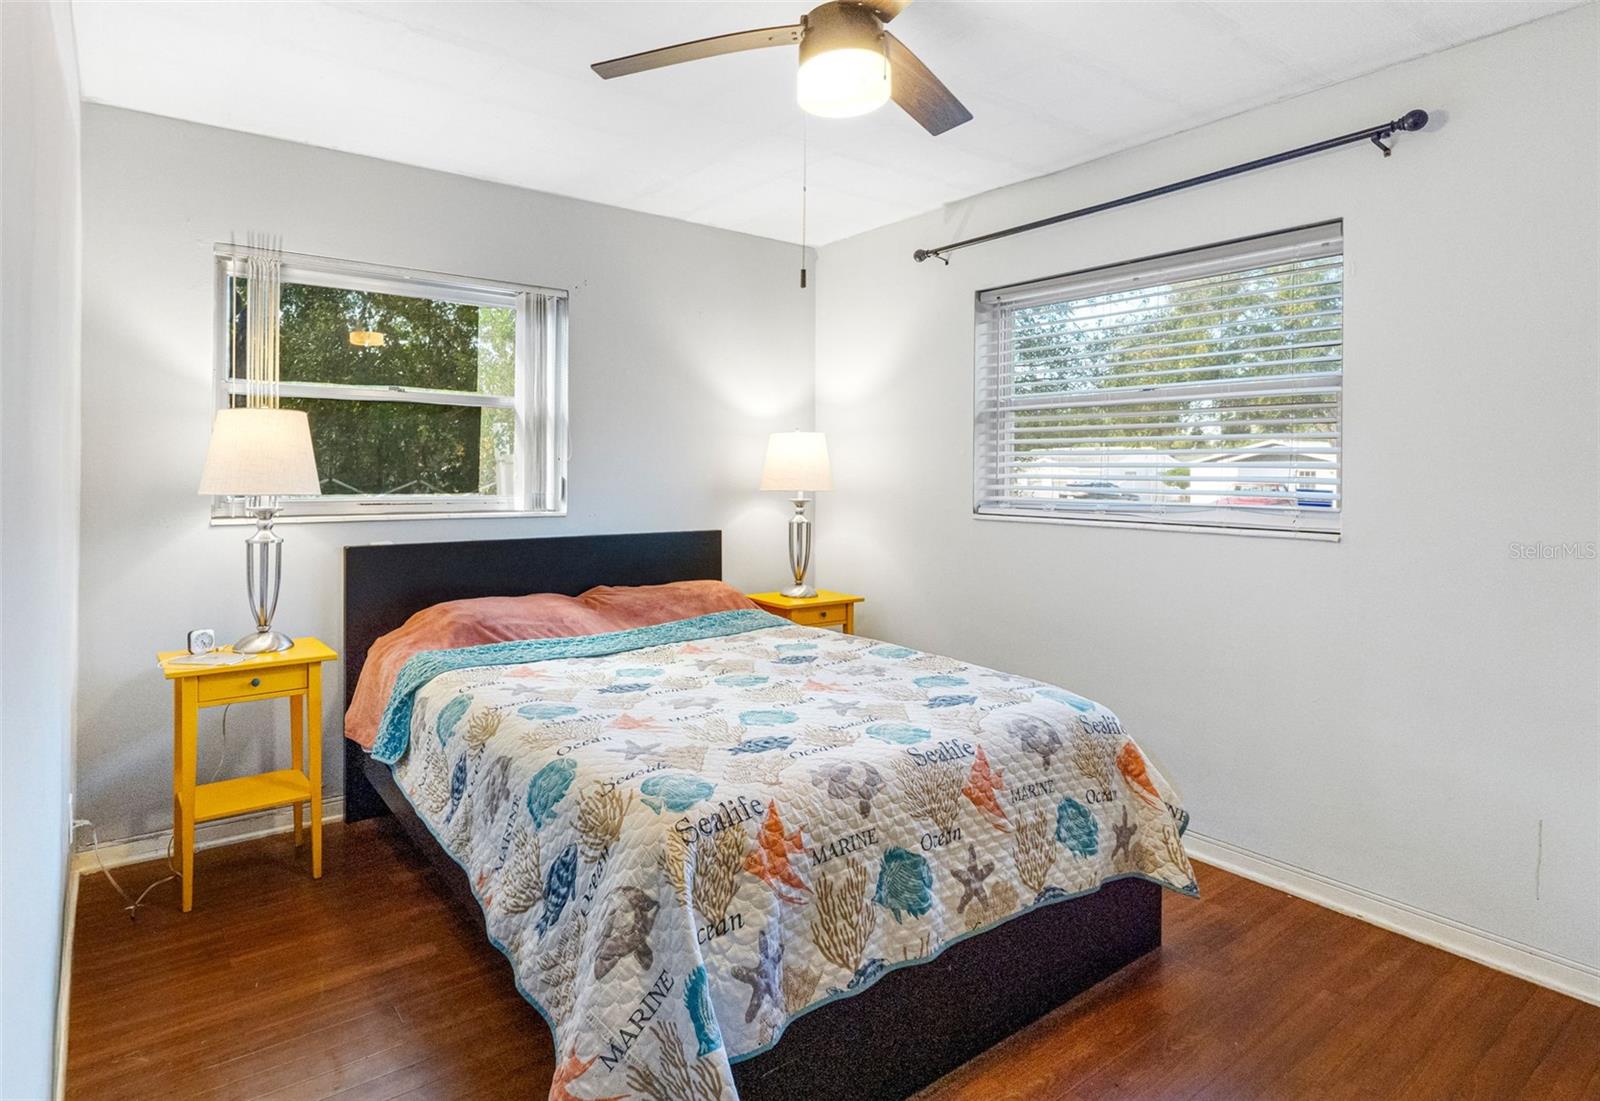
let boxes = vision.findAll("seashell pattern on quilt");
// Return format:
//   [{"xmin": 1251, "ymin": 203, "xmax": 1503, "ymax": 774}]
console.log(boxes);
[{"xmin": 374, "ymin": 610, "xmax": 1196, "ymax": 1101}]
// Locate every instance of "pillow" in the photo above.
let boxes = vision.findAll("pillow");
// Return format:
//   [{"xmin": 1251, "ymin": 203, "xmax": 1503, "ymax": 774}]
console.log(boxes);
[{"xmin": 344, "ymin": 580, "xmax": 756, "ymax": 749}]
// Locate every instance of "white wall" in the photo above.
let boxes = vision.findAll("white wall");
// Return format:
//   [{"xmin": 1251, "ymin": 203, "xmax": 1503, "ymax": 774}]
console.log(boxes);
[
  {"xmin": 0, "ymin": 3, "xmax": 83, "ymax": 1095},
  {"xmin": 77, "ymin": 107, "xmax": 814, "ymax": 844},
  {"xmin": 815, "ymin": 7, "xmax": 1599, "ymax": 980}
]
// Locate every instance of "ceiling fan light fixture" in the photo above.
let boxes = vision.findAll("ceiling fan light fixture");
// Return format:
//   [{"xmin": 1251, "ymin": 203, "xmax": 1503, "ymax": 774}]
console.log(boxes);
[
  {"xmin": 795, "ymin": 2, "xmax": 891, "ymax": 119},
  {"xmin": 797, "ymin": 46, "xmax": 890, "ymax": 118}
]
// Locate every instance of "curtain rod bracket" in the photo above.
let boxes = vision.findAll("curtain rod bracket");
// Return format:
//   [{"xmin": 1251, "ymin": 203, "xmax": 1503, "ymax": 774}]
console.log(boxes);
[{"xmin": 1372, "ymin": 109, "xmax": 1430, "ymax": 158}]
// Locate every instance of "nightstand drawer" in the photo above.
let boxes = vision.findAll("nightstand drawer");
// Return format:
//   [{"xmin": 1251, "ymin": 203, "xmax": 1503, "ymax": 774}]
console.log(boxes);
[
  {"xmin": 197, "ymin": 664, "xmax": 307, "ymax": 703},
  {"xmin": 790, "ymin": 605, "xmax": 847, "ymax": 627}
]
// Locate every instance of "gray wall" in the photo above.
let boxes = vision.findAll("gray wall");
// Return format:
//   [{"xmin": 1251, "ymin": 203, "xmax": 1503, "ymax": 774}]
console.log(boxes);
[
  {"xmin": 78, "ymin": 107, "xmax": 815, "ymax": 843},
  {"xmin": 815, "ymin": 8, "xmax": 1598, "ymax": 979},
  {"xmin": 1, "ymin": 3, "xmax": 82, "ymax": 1095}
]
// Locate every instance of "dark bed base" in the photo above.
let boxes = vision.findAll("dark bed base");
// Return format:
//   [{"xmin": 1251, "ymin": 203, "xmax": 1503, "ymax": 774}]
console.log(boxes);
[{"xmin": 342, "ymin": 531, "xmax": 1162, "ymax": 1101}]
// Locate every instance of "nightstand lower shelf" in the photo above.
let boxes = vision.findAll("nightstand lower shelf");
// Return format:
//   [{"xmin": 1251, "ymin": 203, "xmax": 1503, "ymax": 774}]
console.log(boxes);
[{"xmin": 192, "ymin": 769, "xmax": 311, "ymax": 823}]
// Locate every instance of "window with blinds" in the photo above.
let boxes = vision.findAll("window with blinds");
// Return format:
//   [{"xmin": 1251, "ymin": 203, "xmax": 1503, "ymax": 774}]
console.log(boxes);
[{"xmin": 974, "ymin": 223, "xmax": 1343, "ymax": 536}]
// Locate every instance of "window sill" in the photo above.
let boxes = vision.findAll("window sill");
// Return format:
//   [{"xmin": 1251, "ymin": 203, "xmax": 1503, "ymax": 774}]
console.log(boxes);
[
  {"xmin": 972, "ymin": 511, "xmax": 1340, "ymax": 542},
  {"xmin": 210, "ymin": 507, "xmax": 567, "ymax": 527}
]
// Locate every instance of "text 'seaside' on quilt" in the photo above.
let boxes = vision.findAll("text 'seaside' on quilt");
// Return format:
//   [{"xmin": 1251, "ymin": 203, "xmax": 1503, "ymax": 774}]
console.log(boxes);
[{"xmin": 382, "ymin": 612, "xmax": 1197, "ymax": 1101}]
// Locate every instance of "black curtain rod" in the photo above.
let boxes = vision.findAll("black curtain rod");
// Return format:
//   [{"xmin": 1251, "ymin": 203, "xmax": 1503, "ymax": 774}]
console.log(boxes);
[{"xmin": 913, "ymin": 108, "xmax": 1430, "ymax": 264}]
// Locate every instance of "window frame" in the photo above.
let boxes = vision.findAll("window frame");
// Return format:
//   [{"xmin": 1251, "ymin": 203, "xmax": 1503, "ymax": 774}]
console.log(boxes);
[
  {"xmin": 210, "ymin": 246, "xmax": 568, "ymax": 523},
  {"xmin": 972, "ymin": 222, "xmax": 1343, "ymax": 540}
]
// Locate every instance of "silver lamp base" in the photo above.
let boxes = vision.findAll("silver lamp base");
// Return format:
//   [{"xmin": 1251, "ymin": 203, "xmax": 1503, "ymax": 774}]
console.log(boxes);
[
  {"xmin": 233, "ymin": 628, "xmax": 294, "ymax": 654},
  {"xmin": 237, "ymin": 497, "xmax": 295, "ymax": 654},
  {"xmin": 783, "ymin": 493, "xmax": 816, "ymax": 598}
]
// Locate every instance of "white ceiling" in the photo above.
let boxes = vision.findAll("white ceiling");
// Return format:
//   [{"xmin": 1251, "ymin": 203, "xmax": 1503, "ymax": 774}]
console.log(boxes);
[{"xmin": 72, "ymin": 1, "xmax": 1579, "ymax": 245}]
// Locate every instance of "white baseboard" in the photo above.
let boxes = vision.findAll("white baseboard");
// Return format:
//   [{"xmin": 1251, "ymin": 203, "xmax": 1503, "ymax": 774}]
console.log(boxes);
[
  {"xmin": 1184, "ymin": 831, "xmax": 1600, "ymax": 1008},
  {"xmin": 71, "ymin": 797, "xmax": 346, "ymax": 875},
  {"xmin": 54, "ymin": 862, "xmax": 79, "ymax": 1101}
]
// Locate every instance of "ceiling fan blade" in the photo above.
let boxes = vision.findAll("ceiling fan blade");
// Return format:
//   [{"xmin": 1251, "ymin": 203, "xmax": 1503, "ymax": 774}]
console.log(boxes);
[
  {"xmin": 885, "ymin": 31, "xmax": 972, "ymax": 135},
  {"xmin": 863, "ymin": 0, "xmax": 911, "ymax": 22},
  {"xmin": 592, "ymin": 25, "xmax": 801, "ymax": 79}
]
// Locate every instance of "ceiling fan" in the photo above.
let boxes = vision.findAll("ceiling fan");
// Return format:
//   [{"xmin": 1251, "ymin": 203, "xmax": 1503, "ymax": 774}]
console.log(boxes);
[{"xmin": 591, "ymin": 0, "xmax": 972, "ymax": 136}]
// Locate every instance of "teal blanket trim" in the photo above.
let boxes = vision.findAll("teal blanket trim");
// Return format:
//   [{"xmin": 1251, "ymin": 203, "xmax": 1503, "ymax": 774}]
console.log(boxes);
[{"xmin": 370, "ymin": 608, "xmax": 788, "ymax": 764}]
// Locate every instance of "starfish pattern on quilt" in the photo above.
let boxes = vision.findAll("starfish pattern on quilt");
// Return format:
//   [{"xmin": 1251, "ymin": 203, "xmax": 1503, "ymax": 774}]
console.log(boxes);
[
  {"xmin": 1112, "ymin": 805, "xmax": 1137, "ymax": 860},
  {"xmin": 379, "ymin": 610, "xmax": 1197, "ymax": 1101},
  {"xmin": 731, "ymin": 929, "xmax": 785, "ymax": 1024},
  {"xmin": 951, "ymin": 843, "xmax": 994, "ymax": 913}
]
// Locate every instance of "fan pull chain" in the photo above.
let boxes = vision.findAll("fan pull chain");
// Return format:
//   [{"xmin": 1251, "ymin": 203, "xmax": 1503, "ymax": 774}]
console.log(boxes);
[{"xmin": 800, "ymin": 116, "xmax": 808, "ymax": 289}]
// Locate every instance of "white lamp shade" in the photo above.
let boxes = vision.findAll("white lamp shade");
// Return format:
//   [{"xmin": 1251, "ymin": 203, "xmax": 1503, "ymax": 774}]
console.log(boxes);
[
  {"xmin": 198, "ymin": 408, "xmax": 321, "ymax": 497},
  {"xmin": 760, "ymin": 431, "xmax": 832, "ymax": 492}
]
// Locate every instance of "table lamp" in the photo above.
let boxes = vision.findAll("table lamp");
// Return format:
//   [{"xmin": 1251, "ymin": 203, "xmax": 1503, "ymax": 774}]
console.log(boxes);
[
  {"xmin": 761, "ymin": 431, "xmax": 832, "ymax": 598},
  {"xmin": 198, "ymin": 408, "xmax": 321, "ymax": 653}
]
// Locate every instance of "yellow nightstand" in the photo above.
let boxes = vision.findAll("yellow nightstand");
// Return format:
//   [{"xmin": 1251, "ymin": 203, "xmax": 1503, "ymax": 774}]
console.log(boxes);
[
  {"xmin": 158, "ymin": 637, "xmax": 336, "ymax": 911},
  {"xmin": 746, "ymin": 590, "xmax": 863, "ymax": 633}
]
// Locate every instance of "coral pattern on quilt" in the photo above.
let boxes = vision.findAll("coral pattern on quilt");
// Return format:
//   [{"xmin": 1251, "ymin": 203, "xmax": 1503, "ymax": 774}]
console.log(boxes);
[{"xmin": 377, "ymin": 609, "xmax": 1197, "ymax": 1101}]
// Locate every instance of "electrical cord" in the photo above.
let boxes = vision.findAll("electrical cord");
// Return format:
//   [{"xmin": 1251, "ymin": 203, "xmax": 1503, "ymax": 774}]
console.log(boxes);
[
  {"xmin": 80, "ymin": 823, "xmax": 178, "ymax": 921},
  {"xmin": 210, "ymin": 702, "xmax": 230, "ymax": 783},
  {"xmin": 76, "ymin": 703, "xmax": 232, "ymax": 921}
]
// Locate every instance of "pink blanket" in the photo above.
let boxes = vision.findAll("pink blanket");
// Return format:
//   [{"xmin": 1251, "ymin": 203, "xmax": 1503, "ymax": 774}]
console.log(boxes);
[{"xmin": 344, "ymin": 580, "xmax": 758, "ymax": 749}]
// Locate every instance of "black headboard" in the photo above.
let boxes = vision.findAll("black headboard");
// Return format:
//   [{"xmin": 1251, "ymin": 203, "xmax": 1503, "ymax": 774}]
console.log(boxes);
[{"xmin": 342, "ymin": 529, "xmax": 722, "ymax": 819}]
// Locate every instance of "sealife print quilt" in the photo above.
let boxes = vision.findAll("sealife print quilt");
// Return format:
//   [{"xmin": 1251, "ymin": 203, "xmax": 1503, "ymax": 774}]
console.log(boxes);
[{"xmin": 372, "ymin": 609, "xmax": 1197, "ymax": 1101}]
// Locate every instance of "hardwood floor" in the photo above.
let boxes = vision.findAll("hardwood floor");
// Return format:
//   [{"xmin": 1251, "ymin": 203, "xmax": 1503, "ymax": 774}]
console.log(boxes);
[{"xmin": 67, "ymin": 819, "xmax": 1599, "ymax": 1100}]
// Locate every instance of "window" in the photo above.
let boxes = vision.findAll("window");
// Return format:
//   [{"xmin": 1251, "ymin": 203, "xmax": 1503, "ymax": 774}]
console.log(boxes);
[
  {"xmin": 213, "ymin": 248, "xmax": 567, "ymax": 520},
  {"xmin": 975, "ymin": 223, "xmax": 1342, "ymax": 536}
]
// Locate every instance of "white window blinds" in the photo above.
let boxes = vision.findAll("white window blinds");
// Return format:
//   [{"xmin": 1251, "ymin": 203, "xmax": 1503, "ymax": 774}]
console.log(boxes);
[{"xmin": 974, "ymin": 223, "xmax": 1343, "ymax": 535}]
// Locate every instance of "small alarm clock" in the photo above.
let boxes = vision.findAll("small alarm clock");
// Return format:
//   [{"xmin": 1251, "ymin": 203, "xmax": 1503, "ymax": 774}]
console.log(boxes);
[{"xmin": 186, "ymin": 628, "xmax": 216, "ymax": 654}]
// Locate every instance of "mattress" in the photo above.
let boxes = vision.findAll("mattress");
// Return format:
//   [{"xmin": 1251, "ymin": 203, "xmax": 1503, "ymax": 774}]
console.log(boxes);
[{"xmin": 370, "ymin": 609, "xmax": 1197, "ymax": 1100}]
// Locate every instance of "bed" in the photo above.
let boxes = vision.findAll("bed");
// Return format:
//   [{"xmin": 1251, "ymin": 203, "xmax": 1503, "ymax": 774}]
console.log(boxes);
[{"xmin": 342, "ymin": 530, "xmax": 1195, "ymax": 1101}]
